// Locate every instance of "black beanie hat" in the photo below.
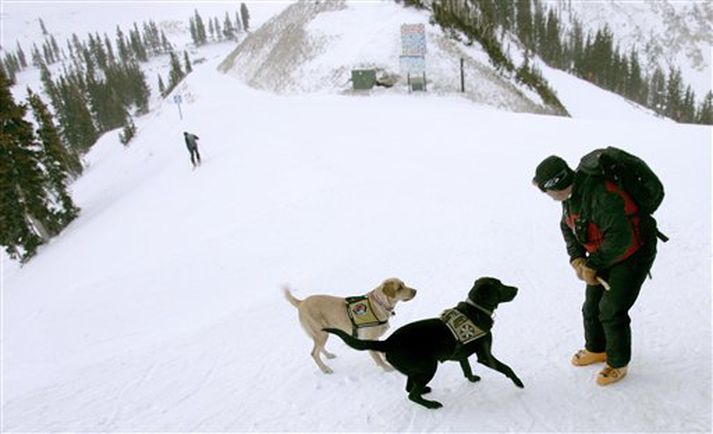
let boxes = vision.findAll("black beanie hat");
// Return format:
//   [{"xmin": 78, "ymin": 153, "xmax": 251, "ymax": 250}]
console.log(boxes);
[{"xmin": 533, "ymin": 155, "xmax": 574, "ymax": 191}]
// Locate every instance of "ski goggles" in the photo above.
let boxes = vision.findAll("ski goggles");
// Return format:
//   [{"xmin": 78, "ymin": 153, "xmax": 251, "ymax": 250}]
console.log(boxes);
[{"xmin": 536, "ymin": 168, "xmax": 571, "ymax": 192}]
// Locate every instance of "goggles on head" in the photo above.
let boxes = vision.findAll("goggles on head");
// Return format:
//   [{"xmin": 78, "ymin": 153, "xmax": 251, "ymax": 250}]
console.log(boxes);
[{"xmin": 538, "ymin": 168, "xmax": 570, "ymax": 192}]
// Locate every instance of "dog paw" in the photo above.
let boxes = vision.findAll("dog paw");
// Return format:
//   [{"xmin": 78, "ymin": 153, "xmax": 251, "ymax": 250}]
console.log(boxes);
[
  {"xmin": 321, "ymin": 367, "xmax": 334, "ymax": 374},
  {"xmin": 381, "ymin": 365, "xmax": 395, "ymax": 372},
  {"xmin": 423, "ymin": 400, "xmax": 443, "ymax": 409},
  {"xmin": 324, "ymin": 353, "xmax": 337, "ymax": 359},
  {"xmin": 467, "ymin": 375, "xmax": 481, "ymax": 383}
]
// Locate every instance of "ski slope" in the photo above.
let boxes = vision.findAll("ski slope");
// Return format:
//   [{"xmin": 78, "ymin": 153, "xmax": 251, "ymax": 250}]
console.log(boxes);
[{"xmin": 2, "ymin": 1, "xmax": 711, "ymax": 432}]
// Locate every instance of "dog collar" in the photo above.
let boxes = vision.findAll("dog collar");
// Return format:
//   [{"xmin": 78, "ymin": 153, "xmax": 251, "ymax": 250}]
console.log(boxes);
[
  {"xmin": 465, "ymin": 299, "xmax": 494, "ymax": 318},
  {"xmin": 369, "ymin": 290, "xmax": 395, "ymax": 316}
]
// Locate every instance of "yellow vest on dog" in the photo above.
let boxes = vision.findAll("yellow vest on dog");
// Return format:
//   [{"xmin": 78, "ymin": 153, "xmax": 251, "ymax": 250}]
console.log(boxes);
[{"xmin": 345, "ymin": 296, "xmax": 387, "ymax": 336}]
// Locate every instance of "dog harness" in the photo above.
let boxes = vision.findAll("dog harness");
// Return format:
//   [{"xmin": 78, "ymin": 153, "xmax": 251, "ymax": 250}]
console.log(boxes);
[
  {"xmin": 345, "ymin": 292, "xmax": 392, "ymax": 337},
  {"xmin": 440, "ymin": 308, "xmax": 487, "ymax": 345}
]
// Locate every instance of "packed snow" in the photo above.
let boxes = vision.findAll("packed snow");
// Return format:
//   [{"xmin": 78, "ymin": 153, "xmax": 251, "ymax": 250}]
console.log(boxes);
[{"xmin": 1, "ymin": 1, "xmax": 711, "ymax": 432}]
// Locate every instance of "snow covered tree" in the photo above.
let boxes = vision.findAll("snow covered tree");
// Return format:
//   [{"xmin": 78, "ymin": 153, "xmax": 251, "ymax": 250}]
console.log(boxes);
[
  {"xmin": 27, "ymin": 88, "xmax": 81, "ymax": 228},
  {"xmin": 119, "ymin": 116, "xmax": 136, "ymax": 146},
  {"xmin": 0, "ymin": 71, "xmax": 52, "ymax": 261}
]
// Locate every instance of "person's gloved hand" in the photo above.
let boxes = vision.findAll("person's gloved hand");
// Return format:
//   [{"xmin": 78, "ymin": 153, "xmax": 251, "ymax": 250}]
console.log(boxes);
[
  {"xmin": 580, "ymin": 265, "xmax": 599, "ymax": 286},
  {"xmin": 570, "ymin": 257, "xmax": 586, "ymax": 280}
]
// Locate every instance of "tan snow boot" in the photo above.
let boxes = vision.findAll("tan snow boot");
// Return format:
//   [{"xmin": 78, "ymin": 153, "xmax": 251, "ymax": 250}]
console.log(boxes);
[
  {"xmin": 596, "ymin": 364, "xmax": 628, "ymax": 386},
  {"xmin": 571, "ymin": 349, "xmax": 607, "ymax": 366}
]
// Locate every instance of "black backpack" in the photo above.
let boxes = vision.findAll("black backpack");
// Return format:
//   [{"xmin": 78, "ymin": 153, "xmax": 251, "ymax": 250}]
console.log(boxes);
[{"xmin": 577, "ymin": 146, "xmax": 664, "ymax": 216}]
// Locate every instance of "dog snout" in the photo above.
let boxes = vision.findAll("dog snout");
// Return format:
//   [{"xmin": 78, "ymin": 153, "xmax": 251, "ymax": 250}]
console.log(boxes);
[{"xmin": 501, "ymin": 285, "xmax": 518, "ymax": 302}]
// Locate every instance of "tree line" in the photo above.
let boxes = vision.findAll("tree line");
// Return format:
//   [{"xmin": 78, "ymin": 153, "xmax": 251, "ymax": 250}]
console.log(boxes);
[
  {"xmin": 408, "ymin": 0, "xmax": 712, "ymax": 124},
  {"xmin": 1, "ymin": 15, "xmax": 195, "ymax": 262},
  {"xmin": 189, "ymin": 4, "xmax": 251, "ymax": 46},
  {"xmin": 0, "ymin": 69, "xmax": 81, "ymax": 262}
]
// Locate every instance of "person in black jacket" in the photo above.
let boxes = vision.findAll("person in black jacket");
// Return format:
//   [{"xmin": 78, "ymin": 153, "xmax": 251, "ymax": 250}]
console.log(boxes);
[
  {"xmin": 183, "ymin": 131, "xmax": 201, "ymax": 168},
  {"xmin": 533, "ymin": 155, "xmax": 657, "ymax": 386}
]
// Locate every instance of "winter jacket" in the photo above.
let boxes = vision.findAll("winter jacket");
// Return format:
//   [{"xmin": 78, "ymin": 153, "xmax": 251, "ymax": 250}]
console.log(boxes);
[
  {"xmin": 560, "ymin": 172, "xmax": 651, "ymax": 272},
  {"xmin": 184, "ymin": 133, "xmax": 199, "ymax": 149}
]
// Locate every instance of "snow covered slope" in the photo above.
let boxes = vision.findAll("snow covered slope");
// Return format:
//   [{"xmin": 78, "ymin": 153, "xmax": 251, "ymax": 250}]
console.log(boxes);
[
  {"xmin": 560, "ymin": 0, "xmax": 712, "ymax": 100},
  {"xmin": 218, "ymin": 0, "xmax": 554, "ymax": 115},
  {"xmin": 1, "ymin": 1, "xmax": 711, "ymax": 432}
]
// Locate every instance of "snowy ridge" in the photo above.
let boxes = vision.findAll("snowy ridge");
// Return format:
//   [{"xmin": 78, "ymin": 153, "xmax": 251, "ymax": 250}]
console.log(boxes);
[
  {"xmin": 218, "ymin": 0, "xmax": 554, "ymax": 114},
  {"xmin": 559, "ymin": 0, "xmax": 712, "ymax": 100}
]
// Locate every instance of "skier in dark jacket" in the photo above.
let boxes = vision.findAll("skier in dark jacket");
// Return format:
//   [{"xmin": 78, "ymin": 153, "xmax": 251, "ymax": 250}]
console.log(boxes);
[
  {"xmin": 533, "ymin": 155, "xmax": 657, "ymax": 386},
  {"xmin": 183, "ymin": 131, "xmax": 201, "ymax": 168}
]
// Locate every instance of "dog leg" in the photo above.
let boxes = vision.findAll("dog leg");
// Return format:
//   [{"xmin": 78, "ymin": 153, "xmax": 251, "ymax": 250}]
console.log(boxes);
[
  {"xmin": 311, "ymin": 334, "xmax": 333, "ymax": 374},
  {"xmin": 406, "ymin": 365, "xmax": 442, "ymax": 409},
  {"xmin": 406, "ymin": 379, "xmax": 431, "ymax": 394},
  {"xmin": 321, "ymin": 348, "xmax": 337, "ymax": 359},
  {"xmin": 369, "ymin": 350, "xmax": 394, "ymax": 372},
  {"xmin": 476, "ymin": 345, "xmax": 524, "ymax": 388},
  {"xmin": 458, "ymin": 358, "xmax": 481, "ymax": 383}
]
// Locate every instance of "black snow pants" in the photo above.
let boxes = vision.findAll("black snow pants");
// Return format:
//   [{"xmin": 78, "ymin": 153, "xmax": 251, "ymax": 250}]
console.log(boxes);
[
  {"xmin": 187, "ymin": 144, "xmax": 201, "ymax": 166},
  {"xmin": 581, "ymin": 236, "xmax": 657, "ymax": 368}
]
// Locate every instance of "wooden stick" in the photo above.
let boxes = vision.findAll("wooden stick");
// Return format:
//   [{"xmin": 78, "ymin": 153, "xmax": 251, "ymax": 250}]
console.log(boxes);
[{"xmin": 597, "ymin": 277, "xmax": 611, "ymax": 291}]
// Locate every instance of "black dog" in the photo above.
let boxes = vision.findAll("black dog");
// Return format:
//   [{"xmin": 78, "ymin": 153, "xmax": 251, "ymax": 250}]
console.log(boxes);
[{"xmin": 325, "ymin": 277, "xmax": 524, "ymax": 409}]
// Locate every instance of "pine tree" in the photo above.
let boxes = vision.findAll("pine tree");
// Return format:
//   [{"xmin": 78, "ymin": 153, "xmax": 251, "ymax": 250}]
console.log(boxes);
[
  {"xmin": 208, "ymin": 17, "xmax": 216, "ymax": 41},
  {"xmin": 224, "ymin": 12, "xmax": 236, "ymax": 39},
  {"xmin": 16, "ymin": 42, "xmax": 27, "ymax": 68},
  {"xmin": 131, "ymin": 22, "xmax": 148, "ymax": 62},
  {"xmin": 194, "ymin": 10, "xmax": 207, "ymax": 45},
  {"xmin": 189, "ymin": 17, "xmax": 198, "ymax": 45},
  {"xmin": 240, "ymin": 3, "xmax": 250, "ymax": 31},
  {"xmin": 27, "ymin": 88, "xmax": 81, "ymax": 228},
  {"xmin": 648, "ymin": 66, "xmax": 666, "ymax": 114},
  {"xmin": 664, "ymin": 67, "xmax": 683, "ymax": 120},
  {"xmin": 158, "ymin": 74, "xmax": 166, "ymax": 97},
  {"xmin": 160, "ymin": 31, "xmax": 172, "ymax": 52},
  {"xmin": 235, "ymin": 11, "xmax": 243, "ymax": 32},
  {"xmin": 168, "ymin": 51, "xmax": 184, "ymax": 90},
  {"xmin": 119, "ymin": 116, "xmax": 136, "ymax": 146},
  {"xmin": 104, "ymin": 34, "xmax": 116, "ymax": 64},
  {"xmin": 0, "ymin": 70, "xmax": 52, "ymax": 261},
  {"xmin": 697, "ymin": 91, "xmax": 713, "ymax": 125},
  {"xmin": 116, "ymin": 26, "xmax": 131, "ymax": 63},
  {"xmin": 56, "ymin": 77, "xmax": 99, "ymax": 152},
  {"xmin": 184, "ymin": 51, "xmax": 193, "ymax": 74},
  {"xmin": 516, "ymin": 0, "xmax": 533, "ymax": 49},
  {"xmin": 681, "ymin": 86, "xmax": 696, "ymax": 123},
  {"xmin": 213, "ymin": 17, "xmax": 222, "ymax": 41},
  {"xmin": 39, "ymin": 18, "xmax": 49, "ymax": 35}
]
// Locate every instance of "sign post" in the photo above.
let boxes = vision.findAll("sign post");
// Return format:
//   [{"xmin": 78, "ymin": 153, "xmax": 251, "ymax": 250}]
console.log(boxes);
[
  {"xmin": 173, "ymin": 94, "xmax": 183, "ymax": 120},
  {"xmin": 400, "ymin": 24, "xmax": 427, "ymax": 92}
]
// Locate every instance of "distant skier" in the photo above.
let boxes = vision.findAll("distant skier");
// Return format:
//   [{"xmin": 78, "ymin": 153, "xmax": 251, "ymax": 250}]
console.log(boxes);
[{"xmin": 183, "ymin": 131, "xmax": 201, "ymax": 168}]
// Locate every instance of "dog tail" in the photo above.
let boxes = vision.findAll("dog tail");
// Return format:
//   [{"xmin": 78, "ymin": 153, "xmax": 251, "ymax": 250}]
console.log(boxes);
[
  {"xmin": 323, "ymin": 328, "xmax": 391, "ymax": 353},
  {"xmin": 283, "ymin": 285, "xmax": 302, "ymax": 308}
]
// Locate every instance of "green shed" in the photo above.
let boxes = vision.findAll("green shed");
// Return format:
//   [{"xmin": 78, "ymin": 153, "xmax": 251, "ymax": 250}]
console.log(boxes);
[{"xmin": 352, "ymin": 69, "xmax": 376, "ymax": 90}]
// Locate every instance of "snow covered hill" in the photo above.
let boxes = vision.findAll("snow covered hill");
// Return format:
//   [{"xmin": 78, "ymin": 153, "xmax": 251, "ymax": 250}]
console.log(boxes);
[
  {"xmin": 560, "ymin": 0, "xmax": 712, "ymax": 100},
  {"xmin": 218, "ymin": 0, "xmax": 555, "ymax": 115},
  {"xmin": 2, "ymin": 1, "xmax": 712, "ymax": 432}
]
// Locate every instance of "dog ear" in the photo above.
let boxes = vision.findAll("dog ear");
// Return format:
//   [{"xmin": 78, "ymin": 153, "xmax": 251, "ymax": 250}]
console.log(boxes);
[{"xmin": 382, "ymin": 280, "xmax": 397, "ymax": 298}]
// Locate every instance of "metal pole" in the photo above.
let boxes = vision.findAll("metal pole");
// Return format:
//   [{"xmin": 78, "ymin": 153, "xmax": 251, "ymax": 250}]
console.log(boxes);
[
  {"xmin": 177, "ymin": 102, "xmax": 183, "ymax": 120},
  {"xmin": 460, "ymin": 57, "xmax": 465, "ymax": 92}
]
